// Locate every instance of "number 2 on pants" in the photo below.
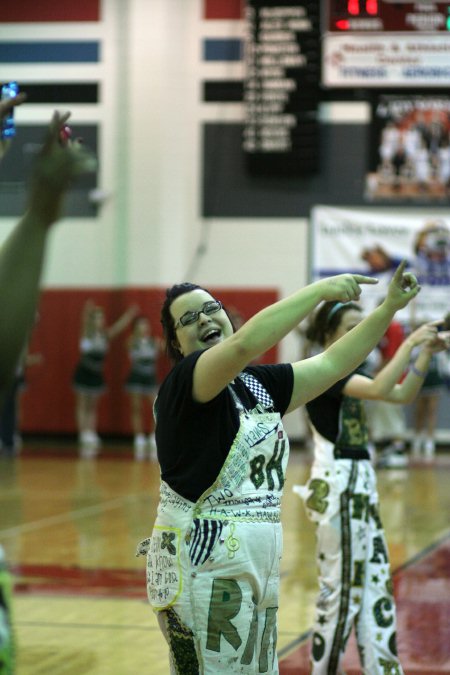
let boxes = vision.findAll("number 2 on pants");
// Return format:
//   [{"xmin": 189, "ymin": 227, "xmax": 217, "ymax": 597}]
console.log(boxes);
[{"xmin": 306, "ymin": 478, "xmax": 330, "ymax": 515}]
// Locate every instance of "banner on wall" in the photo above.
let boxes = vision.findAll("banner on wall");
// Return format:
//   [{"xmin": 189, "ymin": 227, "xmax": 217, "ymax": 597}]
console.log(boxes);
[{"xmin": 311, "ymin": 206, "xmax": 450, "ymax": 324}]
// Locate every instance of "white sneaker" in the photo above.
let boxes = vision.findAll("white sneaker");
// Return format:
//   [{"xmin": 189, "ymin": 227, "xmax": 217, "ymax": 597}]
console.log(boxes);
[
  {"xmin": 134, "ymin": 434, "xmax": 146, "ymax": 448},
  {"xmin": 134, "ymin": 434, "xmax": 147, "ymax": 461},
  {"xmin": 79, "ymin": 430, "xmax": 94, "ymax": 445},
  {"xmin": 367, "ymin": 441, "xmax": 376, "ymax": 464},
  {"xmin": 411, "ymin": 436, "xmax": 423, "ymax": 459},
  {"xmin": 423, "ymin": 439, "xmax": 435, "ymax": 461},
  {"xmin": 147, "ymin": 433, "xmax": 157, "ymax": 461},
  {"xmin": 79, "ymin": 431, "xmax": 100, "ymax": 456},
  {"xmin": 376, "ymin": 450, "xmax": 408, "ymax": 469}
]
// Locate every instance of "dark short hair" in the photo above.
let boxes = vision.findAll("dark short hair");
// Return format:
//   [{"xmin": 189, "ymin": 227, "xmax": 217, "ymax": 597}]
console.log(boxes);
[
  {"xmin": 161, "ymin": 283, "xmax": 236, "ymax": 364},
  {"xmin": 160, "ymin": 283, "xmax": 205, "ymax": 363}
]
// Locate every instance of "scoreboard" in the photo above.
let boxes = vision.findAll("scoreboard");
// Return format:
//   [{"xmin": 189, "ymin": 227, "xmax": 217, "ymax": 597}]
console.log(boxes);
[
  {"xmin": 326, "ymin": 1, "xmax": 450, "ymax": 32},
  {"xmin": 243, "ymin": 0, "xmax": 321, "ymax": 175},
  {"xmin": 242, "ymin": 1, "xmax": 450, "ymax": 174},
  {"xmin": 323, "ymin": 1, "xmax": 450, "ymax": 86}
]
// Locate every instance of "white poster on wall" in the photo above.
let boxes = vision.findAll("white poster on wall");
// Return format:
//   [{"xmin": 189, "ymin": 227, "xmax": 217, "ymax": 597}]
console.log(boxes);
[
  {"xmin": 322, "ymin": 34, "xmax": 450, "ymax": 88},
  {"xmin": 310, "ymin": 206, "xmax": 450, "ymax": 324}
]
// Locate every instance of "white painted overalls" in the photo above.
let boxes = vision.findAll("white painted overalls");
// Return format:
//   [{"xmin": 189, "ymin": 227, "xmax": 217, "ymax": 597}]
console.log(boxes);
[
  {"xmin": 294, "ymin": 421, "xmax": 404, "ymax": 675},
  {"xmin": 137, "ymin": 373, "xmax": 289, "ymax": 674}
]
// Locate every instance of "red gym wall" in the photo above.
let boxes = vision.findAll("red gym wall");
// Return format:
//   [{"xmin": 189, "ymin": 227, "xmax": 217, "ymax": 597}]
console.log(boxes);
[{"xmin": 21, "ymin": 287, "xmax": 279, "ymax": 437}]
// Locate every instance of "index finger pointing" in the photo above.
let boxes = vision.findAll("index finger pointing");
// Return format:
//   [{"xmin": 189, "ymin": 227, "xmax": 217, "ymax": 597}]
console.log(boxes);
[
  {"xmin": 353, "ymin": 275, "xmax": 379, "ymax": 285},
  {"xmin": 392, "ymin": 259, "xmax": 407, "ymax": 280}
]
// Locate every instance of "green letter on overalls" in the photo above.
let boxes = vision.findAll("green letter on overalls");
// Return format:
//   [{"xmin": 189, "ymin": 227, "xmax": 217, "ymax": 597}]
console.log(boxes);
[
  {"xmin": 266, "ymin": 440, "xmax": 286, "ymax": 490},
  {"xmin": 259, "ymin": 607, "xmax": 278, "ymax": 672},
  {"xmin": 352, "ymin": 559, "xmax": 365, "ymax": 588},
  {"xmin": 378, "ymin": 658, "xmax": 402, "ymax": 674},
  {"xmin": 240, "ymin": 602, "xmax": 258, "ymax": 665},
  {"xmin": 206, "ymin": 579, "xmax": 243, "ymax": 652},
  {"xmin": 351, "ymin": 493, "xmax": 369, "ymax": 522},
  {"xmin": 369, "ymin": 502, "xmax": 383, "ymax": 530},
  {"xmin": 373, "ymin": 597, "xmax": 394, "ymax": 628},
  {"xmin": 370, "ymin": 536, "xmax": 388, "ymax": 564}
]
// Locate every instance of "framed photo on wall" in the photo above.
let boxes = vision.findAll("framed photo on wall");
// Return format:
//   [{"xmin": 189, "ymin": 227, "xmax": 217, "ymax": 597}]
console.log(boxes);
[{"xmin": 365, "ymin": 94, "xmax": 450, "ymax": 203}]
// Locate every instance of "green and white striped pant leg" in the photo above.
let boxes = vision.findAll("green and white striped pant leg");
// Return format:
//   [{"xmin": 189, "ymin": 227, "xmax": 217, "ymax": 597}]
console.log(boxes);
[{"xmin": 310, "ymin": 461, "xmax": 403, "ymax": 675}]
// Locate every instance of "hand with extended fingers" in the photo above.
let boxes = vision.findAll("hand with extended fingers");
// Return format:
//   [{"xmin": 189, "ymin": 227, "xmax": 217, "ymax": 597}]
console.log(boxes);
[
  {"xmin": 27, "ymin": 111, "xmax": 97, "ymax": 226},
  {"xmin": 317, "ymin": 272, "xmax": 379, "ymax": 303},
  {"xmin": 383, "ymin": 260, "xmax": 420, "ymax": 311},
  {"xmin": 407, "ymin": 321, "xmax": 440, "ymax": 349},
  {"xmin": 413, "ymin": 320, "xmax": 450, "ymax": 354}
]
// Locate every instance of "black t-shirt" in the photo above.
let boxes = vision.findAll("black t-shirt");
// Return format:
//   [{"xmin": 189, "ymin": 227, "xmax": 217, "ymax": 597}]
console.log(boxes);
[
  {"xmin": 154, "ymin": 351, "xmax": 293, "ymax": 502},
  {"xmin": 305, "ymin": 366, "xmax": 370, "ymax": 449}
]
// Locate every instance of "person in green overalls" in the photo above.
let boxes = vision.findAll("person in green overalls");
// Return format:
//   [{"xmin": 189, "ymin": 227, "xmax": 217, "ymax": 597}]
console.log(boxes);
[{"xmin": 294, "ymin": 304, "xmax": 448, "ymax": 674}]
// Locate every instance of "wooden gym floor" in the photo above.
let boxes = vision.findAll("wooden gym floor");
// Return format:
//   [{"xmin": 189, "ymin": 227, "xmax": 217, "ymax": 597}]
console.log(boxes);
[{"xmin": 1, "ymin": 440, "xmax": 449, "ymax": 674}]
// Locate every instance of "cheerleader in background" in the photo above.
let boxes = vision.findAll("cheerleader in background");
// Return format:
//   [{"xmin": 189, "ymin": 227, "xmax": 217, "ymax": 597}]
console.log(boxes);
[
  {"xmin": 73, "ymin": 300, "xmax": 138, "ymax": 455},
  {"xmin": 411, "ymin": 348, "xmax": 445, "ymax": 461},
  {"xmin": 125, "ymin": 315, "xmax": 161, "ymax": 460}
]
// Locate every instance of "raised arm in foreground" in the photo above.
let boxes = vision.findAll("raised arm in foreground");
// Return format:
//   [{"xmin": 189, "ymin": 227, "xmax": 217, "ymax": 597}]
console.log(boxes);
[
  {"xmin": 0, "ymin": 111, "xmax": 96, "ymax": 399},
  {"xmin": 193, "ymin": 272, "xmax": 378, "ymax": 403}
]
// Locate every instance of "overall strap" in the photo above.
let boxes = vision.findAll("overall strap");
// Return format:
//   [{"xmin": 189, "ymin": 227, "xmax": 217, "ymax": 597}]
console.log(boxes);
[
  {"xmin": 238, "ymin": 372, "xmax": 274, "ymax": 410},
  {"xmin": 228, "ymin": 382, "xmax": 246, "ymax": 412}
]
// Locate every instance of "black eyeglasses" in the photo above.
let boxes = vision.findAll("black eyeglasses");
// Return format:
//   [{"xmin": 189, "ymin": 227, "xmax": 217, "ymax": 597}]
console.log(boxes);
[{"xmin": 174, "ymin": 300, "xmax": 222, "ymax": 329}]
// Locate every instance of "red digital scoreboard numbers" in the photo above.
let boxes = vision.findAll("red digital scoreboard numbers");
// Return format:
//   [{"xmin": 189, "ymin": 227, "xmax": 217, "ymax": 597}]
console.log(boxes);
[
  {"xmin": 323, "ymin": 1, "xmax": 450, "ymax": 86},
  {"xmin": 327, "ymin": 1, "xmax": 450, "ymax": 32},
  {"xmin": 331, "ymin": 0, "xmax": 379, "ymax": 24}
]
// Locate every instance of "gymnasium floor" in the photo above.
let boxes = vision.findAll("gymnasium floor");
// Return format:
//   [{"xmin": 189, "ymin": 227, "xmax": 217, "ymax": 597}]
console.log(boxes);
[{"xmin": 1, "ymin": 440, "xmax": 449, "ymax": 674}]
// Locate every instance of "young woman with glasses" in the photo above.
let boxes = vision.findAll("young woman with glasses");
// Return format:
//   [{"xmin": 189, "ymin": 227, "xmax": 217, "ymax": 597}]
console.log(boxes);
[{"xmin": 137, "ymin": 263, "xmax": 420, "ymax": 674}]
